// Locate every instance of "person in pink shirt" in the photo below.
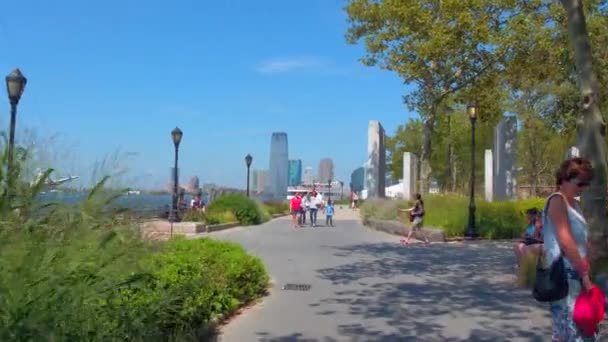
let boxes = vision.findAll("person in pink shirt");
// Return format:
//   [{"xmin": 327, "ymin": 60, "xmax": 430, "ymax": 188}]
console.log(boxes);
[{"xmin": 290, "ymin": 193, "xmax": 302, "ymax": 229}]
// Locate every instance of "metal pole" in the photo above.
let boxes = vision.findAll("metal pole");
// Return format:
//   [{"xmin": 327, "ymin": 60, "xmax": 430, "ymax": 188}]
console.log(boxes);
[
  {"xmin": 7, "ymin": 102, "xmax": 17, "ymax": 201},
  {"xmin": 246, "ymin": 165, "xmax": 250, "ymax": 197},
  {"xmin": 170, "ymin": 144, "xmax": 179, "ymax": 234},
  {"xmin": 466, "ymin": 119, "xmax": 478, "ymax": 239}
]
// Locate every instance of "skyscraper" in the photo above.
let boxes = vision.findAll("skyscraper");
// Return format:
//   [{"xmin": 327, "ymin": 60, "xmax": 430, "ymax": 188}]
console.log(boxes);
[
  {"xmin": 318, "ymin": 158, "xmax": 334, "ymax": 183},
  {"xmin": 268, "ymin": 132, "xmax": 288, "ymax": 199},
  {"xmin": 288, "ymin": 159, "xmax": 302, "ymax": 186},
  {"xmin": 255, "ymin": 169, "xmax": 269, "ymax": 193},
  {"xmin": 302, "ymin": 166, "xmax": 314, "ymax": 185},
  {"xmin": 350, "ymin": 166, "xmax": 365, "ymax": 193}
]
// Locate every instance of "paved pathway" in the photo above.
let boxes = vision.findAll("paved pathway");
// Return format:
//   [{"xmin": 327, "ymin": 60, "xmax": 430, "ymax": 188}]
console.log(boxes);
[{"xmin": 201, "ymin": 208, "xmax": 551, "ymax": 341}]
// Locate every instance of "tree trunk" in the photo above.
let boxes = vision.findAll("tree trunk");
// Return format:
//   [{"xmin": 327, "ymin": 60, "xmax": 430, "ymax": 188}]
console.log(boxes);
[
  {"xmin": 420, "ymin": 114, "xmax": 435, "ymax": 194},
  {"xmin": 561, "ymin": 0, "xmax": 608, "ymax": 262}
]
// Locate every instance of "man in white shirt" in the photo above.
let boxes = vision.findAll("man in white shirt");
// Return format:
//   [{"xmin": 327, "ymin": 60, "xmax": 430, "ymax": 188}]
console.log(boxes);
[{"xmin": 309, "ymin": 191, "xmax": 321, "ymax": 227}]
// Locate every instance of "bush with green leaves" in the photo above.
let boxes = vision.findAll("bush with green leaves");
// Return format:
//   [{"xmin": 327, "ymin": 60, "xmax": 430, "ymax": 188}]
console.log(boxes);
[
  {"xmin": 207, "ymin": 193, "xmax": 262, "ymax": 225},
  {"xmin": 261, "ymin": 201, "xmax": 290, "ymax": 216},
  {"xmin": 360, "ymin": 194, "xmax": 546, "ymax": 239},
  {"xmin": 0, "ymin": 137, "xmax": 269, "ymax": 341}
]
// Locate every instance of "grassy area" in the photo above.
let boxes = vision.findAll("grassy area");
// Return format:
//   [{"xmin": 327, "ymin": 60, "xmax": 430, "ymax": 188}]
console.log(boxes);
[
  {"xmin": 361, "ymin": 194, "xmax": 545, "ymax": 239},
  {"xmin": 182, "ymin": 196, "xmax": 290, "ymax": 225},
  {"xmin": 0, "ymin": 143, "xmax": 269, "ymax": 340}
]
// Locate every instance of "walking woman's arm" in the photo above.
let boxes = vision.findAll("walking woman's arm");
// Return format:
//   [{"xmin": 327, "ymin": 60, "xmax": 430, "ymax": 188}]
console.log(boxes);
[{"xmin": 548, "ymin": 196, "xmax": 590, "ymax": 277}]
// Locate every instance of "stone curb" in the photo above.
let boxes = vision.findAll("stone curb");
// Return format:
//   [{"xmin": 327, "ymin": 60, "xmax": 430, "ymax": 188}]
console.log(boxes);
[
  {"xmin": 365, "ymin": 218, "xmax": 447, "ymax": 242},
  {"xmin": 206, "ymin": 221, "xmax": 240, "ymax": 233},
  {"xmin": 271, "ymin": 213, "xmax": 290, "ymax": 218}
]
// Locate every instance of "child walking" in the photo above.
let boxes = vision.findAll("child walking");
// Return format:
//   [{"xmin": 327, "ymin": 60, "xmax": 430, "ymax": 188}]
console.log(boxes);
[
  {"xmin": 398, "ymin": 193, "xmax": 430, "ymax": 246},
  {"xmin": 325, "ymin": 200, "xmax": 335, "ymax": 227}
]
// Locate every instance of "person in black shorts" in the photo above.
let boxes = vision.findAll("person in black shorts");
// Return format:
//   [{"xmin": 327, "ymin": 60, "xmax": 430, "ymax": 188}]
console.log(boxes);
[{"xmin": 513, "ymin": 208, "xmax": 543, "ymax": 266}]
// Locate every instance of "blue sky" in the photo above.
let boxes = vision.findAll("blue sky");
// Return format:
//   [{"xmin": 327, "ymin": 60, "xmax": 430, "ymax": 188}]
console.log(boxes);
[{"xmin": 0, "ymin": 0, "xmax": 417, "ymax": 189}]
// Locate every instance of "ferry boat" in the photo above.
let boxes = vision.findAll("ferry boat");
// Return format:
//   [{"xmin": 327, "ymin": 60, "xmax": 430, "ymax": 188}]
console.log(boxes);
[{"xmin": 286, "ymin": 182, "xmax": 342, "ymax": 201}]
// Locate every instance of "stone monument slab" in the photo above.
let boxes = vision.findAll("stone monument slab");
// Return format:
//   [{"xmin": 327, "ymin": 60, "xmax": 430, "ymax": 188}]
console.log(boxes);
[
  {"xmin": 493, "ymin": 117, "xmax": 518, "ymax": 200},
  {"xmin": 365, "ymin": 121, "xmax": 386, "ymax": 198},
  {"xmin": 484, "ymin": 149, "xmax": 493, "ymax": 202},
  {"xmin": 403, "ymin": 152, "xmax": 418, "ymax": 200}
]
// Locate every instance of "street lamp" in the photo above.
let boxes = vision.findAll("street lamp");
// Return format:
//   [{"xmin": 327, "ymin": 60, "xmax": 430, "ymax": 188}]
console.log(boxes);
[
  {"xmin": 327, "ymin": 179, "xmax": 332, "ymax": 201},
  {"xmin": 5, "ymin": 68, "xmax": 27, "ymax": 199},
  {"xmin": 245, "ymin": 153, "xmax": 253, "ymax": 197},
  {"xmin": 465, "ymin": 103, "xmax": 479, "ymax": 239},
  {"xmin": 339, "ymin": 181, "xmax": 344, "ymax": 200},
  {"xmin": 169, "ymin": 127, "xmax": 183, "ymax": 226}
]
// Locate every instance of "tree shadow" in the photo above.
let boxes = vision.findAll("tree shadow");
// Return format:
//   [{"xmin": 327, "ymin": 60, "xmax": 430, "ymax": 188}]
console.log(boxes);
[{"xmin": 256, "ymin": 241, "xmax": 551, "ymax": 341}]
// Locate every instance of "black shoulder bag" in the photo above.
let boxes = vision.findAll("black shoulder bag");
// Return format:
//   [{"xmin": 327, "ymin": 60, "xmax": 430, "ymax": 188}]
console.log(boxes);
[
  {"xmin": 532, "ymin": 252, "xmax": 568, "ymax": 302},
  {"xmin": 532, "ymin": 193, "xmax": 569, "ymax": 302}
]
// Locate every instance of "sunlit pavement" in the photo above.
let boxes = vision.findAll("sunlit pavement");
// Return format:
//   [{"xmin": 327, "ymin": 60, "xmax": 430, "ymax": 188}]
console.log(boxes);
[{"xmin": 203, "ymin": 209, "xmax": 550, "ymax": 342}]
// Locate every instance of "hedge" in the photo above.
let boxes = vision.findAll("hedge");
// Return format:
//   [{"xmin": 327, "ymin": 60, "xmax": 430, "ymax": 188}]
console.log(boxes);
[
  {"xmin": 206, "ymin": 194, "xmax": 263, "ymax": 225},
  {"xmin": 361, "ymin": 194, "xmax": 545, "ymax": 239},
  {"xmin": 0, "ymin": 226, "xmax": 269, "ymax": 341}
]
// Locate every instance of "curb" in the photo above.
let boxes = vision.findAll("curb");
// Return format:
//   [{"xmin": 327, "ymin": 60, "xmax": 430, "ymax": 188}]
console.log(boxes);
[
  {"xmin": 364, "ymin": 218, "xmax": 447, "ymax": 242},
  {"xmin": 206, "ymin": 222, "xmax": 240, "ymax": 233}
]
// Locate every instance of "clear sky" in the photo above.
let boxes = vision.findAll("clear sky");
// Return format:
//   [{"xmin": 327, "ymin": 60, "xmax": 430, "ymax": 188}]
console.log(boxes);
[{"xmin": 0, "ymin": 0, "xmax": 417, "ymax": 190}]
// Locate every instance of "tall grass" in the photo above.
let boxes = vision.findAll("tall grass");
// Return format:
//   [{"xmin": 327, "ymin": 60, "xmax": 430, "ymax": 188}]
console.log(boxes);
[
  {"xmin": 0, "ymin": 135, "xmax": 269, "ymax": 340},
  {"xmin": 360, "ymin": 194, "xmax": 546, "ymax": 239}
]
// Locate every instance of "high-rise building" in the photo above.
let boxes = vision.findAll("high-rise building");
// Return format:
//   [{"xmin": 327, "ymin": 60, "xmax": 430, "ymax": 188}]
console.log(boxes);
[
  {"xmin": 268, "ymin": 132, "xmax": 289, "ymax": 199},
  {"xmin": 288, "ymin": 159, "xmax": 302, "ymax": 186},
  {"xmin": 302, "ymin": 166, "xmax": 314, "ymax": 185},
  {"xmin": 318, "ymin": 158, "xmax": 334, "ymax": 183},
  {"xmin": 251, "ymin": 169, "xmax": 259, "ymax": 191},
  {"xmin": 255, "ymin": 169, "xmax": 269, "ymax": 193},
  {"xmin": 350, "ymin": 167, "xmax": 365, "ymax": 193}
]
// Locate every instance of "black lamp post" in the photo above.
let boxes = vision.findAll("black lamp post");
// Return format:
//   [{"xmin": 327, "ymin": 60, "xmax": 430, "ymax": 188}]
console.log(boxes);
[
  {"xmin": 245, "ymin": 153, "xmax": 253, "ymax": 197},
  {"xmin": 169, "ymin": 127, "xmax": 183, "ymax": 226},
  {"xmin": 327, "ymin": 179, "xmax": 332, "ymax": 201},
  {"xmin": 465, "ymin": 103, "xmax": 479, "ymax": 239},
  {"xmin": 5, "ymin": 68, "xmax": 27, "ymax": 200},
  {"xmin": 339, "ymin": 181, "xmax": 344, "ymax": 200}
]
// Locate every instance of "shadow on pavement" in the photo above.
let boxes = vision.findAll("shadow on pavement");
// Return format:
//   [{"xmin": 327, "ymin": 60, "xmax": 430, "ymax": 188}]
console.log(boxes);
[{"xmin": 256, "ymin": 241, "xmax": 551, "ymax": 342}]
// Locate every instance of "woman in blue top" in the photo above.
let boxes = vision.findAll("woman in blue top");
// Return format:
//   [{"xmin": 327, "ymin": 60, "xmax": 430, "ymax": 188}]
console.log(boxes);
[
  {"xmin": 543, "ymin": 157, "xmax": 597, "ymax": 341},
  {"xmin": 513, "ymin": 208, "xmax": 543, "ymax": 266}
]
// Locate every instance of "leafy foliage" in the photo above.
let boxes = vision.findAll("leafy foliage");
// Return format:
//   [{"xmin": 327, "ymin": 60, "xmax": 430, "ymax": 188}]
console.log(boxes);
[
  {"xmin": 361, "ymin": 195, "xmax": 545, "ymax": 239},
  {"xmin": 0, "ymin": 138, "xmax": 269, "ymax": 341},
  {"xmin": 207, "ymin": 194, "xmax": 263, "ymax": 225}
]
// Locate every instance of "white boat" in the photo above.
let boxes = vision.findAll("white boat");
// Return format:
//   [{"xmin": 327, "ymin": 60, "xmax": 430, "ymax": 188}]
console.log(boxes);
[
  {"xmin": 126, "ymin": 190, "xmax": 141, "ymax": 195},
  {"xmin": 286, "ymin": 183, "xmax": 341, "ymax": 201}
]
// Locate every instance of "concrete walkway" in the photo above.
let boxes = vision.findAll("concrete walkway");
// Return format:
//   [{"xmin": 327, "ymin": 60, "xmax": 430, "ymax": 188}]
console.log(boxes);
[{"xmin": 202, "ymin": 208, "xmax": 551, "ymax": 341}]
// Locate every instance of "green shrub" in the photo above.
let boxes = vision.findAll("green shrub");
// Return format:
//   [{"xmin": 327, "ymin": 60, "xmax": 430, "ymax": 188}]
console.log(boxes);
[
  {"xmin": 0, "ymin": 136, "xmax": 270, "ymax": 341},
  {"xmin": 257, "ymin": 204, "xmax": 272, "ymax": 223},
  {"xmin": 207, "ymin": 194, "xmax": 261, "ymax": 225},
  {"xmin": 205, "ymin": 210, "xmax": 238, "ymax": 225},
  {"xmin": 113, "ymin": 237, "xmax": 269, "ymax": 340},
  {"xmin": 362, "ymin": 194, "xmax": 546, "ymax": 239},
  {"xmin": 261, "ymin": 201, "xmax": 289, "ymax": 216},
  {"xmin": 182, "ymin": 209, "xmax": 206, "ymax": 222}
]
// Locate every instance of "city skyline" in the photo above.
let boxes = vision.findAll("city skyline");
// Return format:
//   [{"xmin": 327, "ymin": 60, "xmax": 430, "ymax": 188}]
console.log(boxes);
[{"xmin": 1, "ymin": 0, "xmax": 415, "ymax": 190}]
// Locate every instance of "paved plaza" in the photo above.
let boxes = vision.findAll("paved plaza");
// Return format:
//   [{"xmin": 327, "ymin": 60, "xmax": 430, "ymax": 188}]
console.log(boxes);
[{"xmin": 198, "ymin": 209, "xmax": 551, "ymax": 341}]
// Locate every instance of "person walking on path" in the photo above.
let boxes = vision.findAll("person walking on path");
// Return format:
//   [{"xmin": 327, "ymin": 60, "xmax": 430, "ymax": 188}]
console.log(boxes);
[
  {"xmin": 290, "ymin": 193, "xmax": 302, "ymax": 229},
  {"xmin": 325, "ymin": 199, "xmax": 335, "ymax": 227},
  {"xmin": 300, "ymin": 193, "xmax": 309, "ymax": 225},
  {"xmin": 309, "ymin": 191, "xmax": 320, "ymax": 227},
  {"xmin": 351, "ymin": 191, "xmax": 359, "ymax": 210},
  {"xmin": 398, "ymin": 193, "xmax": 430, "ymax": 247},
  {"xmin": 542, "ymin": 157, "xmax": 599, "ymax": 341}
]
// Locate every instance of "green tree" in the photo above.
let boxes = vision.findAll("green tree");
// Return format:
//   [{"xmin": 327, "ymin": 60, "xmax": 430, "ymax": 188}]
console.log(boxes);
[
  {"xmin": 385, "ymin": 119, "xmax": 423, "ymax": 181},
  {"xmin": 560, "ymin": 0, "xmax": 608, "ymax": 261},
  {"xmin": 345, "ymin": 0, "xmax": 508, "ymax": 192}
]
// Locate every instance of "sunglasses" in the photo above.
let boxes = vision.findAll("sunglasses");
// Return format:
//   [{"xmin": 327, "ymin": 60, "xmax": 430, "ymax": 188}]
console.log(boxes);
[{"xmin": 570, "ymin": 178, "xmax": 590, "ymax": 187}]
